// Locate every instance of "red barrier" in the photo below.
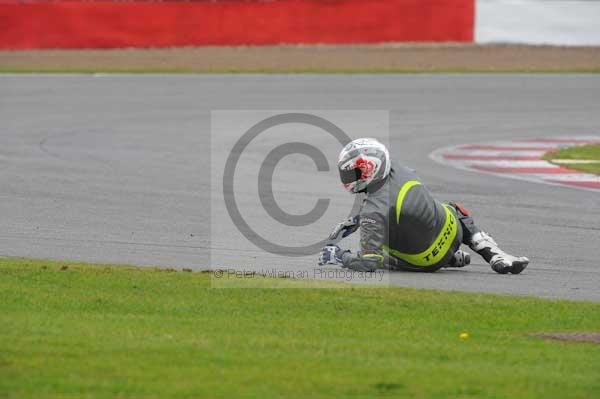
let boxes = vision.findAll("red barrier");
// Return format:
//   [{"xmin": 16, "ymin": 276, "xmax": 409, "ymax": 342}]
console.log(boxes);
[{"xmin": 0, "ymin": 0, "xmax": 474, "ymax": 49}]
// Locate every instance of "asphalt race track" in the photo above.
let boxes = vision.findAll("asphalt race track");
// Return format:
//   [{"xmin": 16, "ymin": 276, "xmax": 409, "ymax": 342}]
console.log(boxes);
[{"xmin": 1, "ymin": 74, "xmax": 599, "ymax": 300}]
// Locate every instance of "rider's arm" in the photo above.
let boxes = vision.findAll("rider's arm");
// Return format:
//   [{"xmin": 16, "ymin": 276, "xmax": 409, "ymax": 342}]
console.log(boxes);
[{"xmin": 341, "ymin": 211, "xmax": 386, "ymax": 272}]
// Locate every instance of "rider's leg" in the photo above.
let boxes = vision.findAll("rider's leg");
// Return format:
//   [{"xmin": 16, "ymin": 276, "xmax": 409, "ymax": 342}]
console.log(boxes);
[{"xmin": 449, "ymin": 202, "xmax": 530, "ymax": 275}]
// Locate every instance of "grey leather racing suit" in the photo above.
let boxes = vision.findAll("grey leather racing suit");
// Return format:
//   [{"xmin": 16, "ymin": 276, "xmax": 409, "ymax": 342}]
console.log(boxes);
[{"xmin": 341, "ymin": 161, "xmax": 465, "ymax": 272}]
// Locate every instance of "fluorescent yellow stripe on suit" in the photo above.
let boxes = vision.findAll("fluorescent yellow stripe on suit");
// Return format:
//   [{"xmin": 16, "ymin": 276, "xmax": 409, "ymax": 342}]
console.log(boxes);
[
  {"xmin": 362, "ymin": 254, "xmax": 384, "ymax": 261},
  {"xmin": 395, "ymin": 180, "xmax": 421, "ymax": 224},
  {"xmin": 386, "ymin": 179, "xmax": 458, "ymax": 267},
  {"xmin": 384, "ymin": 205, "xmax": 457, "ymax": 267}
]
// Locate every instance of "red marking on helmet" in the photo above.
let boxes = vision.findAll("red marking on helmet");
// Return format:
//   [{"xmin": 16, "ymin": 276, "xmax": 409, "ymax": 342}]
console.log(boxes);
[{"xmin": 354, "ymin": 157, "xmax": 375, "ymax": 180}]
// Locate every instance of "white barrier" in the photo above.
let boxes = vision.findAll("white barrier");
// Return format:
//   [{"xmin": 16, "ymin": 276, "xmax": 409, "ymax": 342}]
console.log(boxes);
[{"xmin": 476, "ymin": 0, "xmax": 600, "ymax": 45}]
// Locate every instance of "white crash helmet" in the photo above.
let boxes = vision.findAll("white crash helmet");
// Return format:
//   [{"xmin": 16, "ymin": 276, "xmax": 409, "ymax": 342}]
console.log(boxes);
[{"xmin": 337, "ymin": 138, "xmax": 391, "ymax": 193}]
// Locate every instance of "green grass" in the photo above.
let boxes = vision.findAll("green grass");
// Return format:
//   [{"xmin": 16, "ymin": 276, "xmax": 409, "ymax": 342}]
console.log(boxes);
[
  {"xmin": 544, "ymin": 144, "xmax": 600, "ymax": 175},
  {"xmin": 1, "ymin": 258, "xmax": 600, "ymax": 399},
  {"xmin": 2, "ymin": 66, "xmax": 600, "ymax": 74}
]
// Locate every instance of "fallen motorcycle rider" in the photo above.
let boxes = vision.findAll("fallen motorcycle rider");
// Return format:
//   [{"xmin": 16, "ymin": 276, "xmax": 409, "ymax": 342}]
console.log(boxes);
[{"xmin": 318, "ymin": 138, "xmax": 530, "ymax": 274}]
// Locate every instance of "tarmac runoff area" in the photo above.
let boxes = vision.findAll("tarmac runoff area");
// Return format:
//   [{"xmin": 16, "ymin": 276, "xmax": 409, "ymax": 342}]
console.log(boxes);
[{"xmin": 0, "ymin": 74, "xmax": 599, "ymax": 301}]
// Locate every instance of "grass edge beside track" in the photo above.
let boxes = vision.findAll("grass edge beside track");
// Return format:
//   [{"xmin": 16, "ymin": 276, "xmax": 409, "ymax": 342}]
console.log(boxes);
[
  {"xmin": 543, "ymin": 144, "xmax": 600, "ymax": 175},
  {"xmin": 1, "ymin": 257, "xmax": 600, "ymax": 399},
  {"xmin": 2, "ymin": 66, "xmax": 600, "ymax": 74}
]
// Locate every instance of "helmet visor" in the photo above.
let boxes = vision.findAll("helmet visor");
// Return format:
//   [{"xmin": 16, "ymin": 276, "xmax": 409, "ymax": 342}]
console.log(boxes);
[{"xmin": 339, "ymin": 167, "xmax": 361, "ymax": 184}]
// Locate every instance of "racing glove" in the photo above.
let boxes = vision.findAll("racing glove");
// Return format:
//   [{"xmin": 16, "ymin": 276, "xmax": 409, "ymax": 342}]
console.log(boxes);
[
  {"xmin": 318, "ymin": 245, "xmax": 350, "ymax": 266},
  {"xmin": 328, "ymin": 215, "xmax": 360, "ymax": 241}
]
